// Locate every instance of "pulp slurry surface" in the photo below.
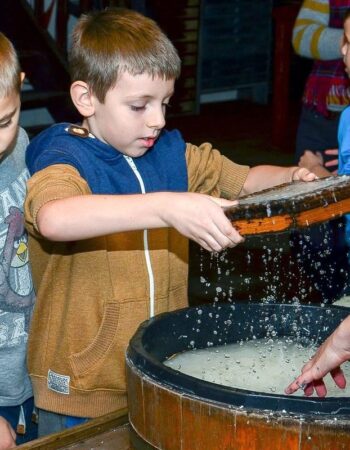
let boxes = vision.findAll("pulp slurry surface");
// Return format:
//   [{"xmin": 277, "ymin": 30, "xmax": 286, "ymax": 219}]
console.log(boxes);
[{"xmin": 165, "ymin": 336, "xmax": 350, "ymax": 397}]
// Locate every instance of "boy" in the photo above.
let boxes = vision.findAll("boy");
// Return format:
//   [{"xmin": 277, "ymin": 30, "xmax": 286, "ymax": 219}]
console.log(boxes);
[
  {"xmin": 0, "ymin": 33, "xmax": 37, "ymax": 447},
  {"xmin": 24, "ymin": 8, "xmax": 316, "ymax": 435}
]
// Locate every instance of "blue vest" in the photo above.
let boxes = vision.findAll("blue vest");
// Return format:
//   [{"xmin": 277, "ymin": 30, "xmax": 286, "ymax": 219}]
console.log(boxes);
[{"xmin": 26, "ymin": 123, "xmax": 188, "ymax": 194}]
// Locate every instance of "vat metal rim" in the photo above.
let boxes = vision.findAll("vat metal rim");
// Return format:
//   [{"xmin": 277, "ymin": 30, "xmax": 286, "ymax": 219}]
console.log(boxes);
[{"xmin": 127, "ymin": 302, "xmax": 350, "ymax": 418}]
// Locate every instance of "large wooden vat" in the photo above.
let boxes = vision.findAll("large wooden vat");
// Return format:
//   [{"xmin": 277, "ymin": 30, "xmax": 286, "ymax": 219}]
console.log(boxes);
[{"xmin": 126, "ymin": 303, "xmax": 350, "ymax": 449}]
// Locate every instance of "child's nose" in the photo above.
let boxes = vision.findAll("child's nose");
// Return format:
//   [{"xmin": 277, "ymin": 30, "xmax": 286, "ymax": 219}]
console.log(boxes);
[
  {"xmin": 341, "ymin": 42, "xmax": 348, "ymax": 57},
  {"xmin": 146, "ymin": 107, "xmax": 166, "ymax": 130}
]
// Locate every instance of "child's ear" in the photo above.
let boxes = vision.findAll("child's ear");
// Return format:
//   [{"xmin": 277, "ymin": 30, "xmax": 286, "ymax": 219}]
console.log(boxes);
[
  {"xmin": 70, "ymin": 81, "xmax": 95, "ymax": 117},
  {"xmin": 20, "ymin": 72, "xmax": 25, "ymax": 84}
]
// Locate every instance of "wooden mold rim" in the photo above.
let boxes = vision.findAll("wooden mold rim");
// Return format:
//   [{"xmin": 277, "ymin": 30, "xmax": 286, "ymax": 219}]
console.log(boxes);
[{"xmin": 224, "ymin": 175, "xmax": 350, "ymax": 235}]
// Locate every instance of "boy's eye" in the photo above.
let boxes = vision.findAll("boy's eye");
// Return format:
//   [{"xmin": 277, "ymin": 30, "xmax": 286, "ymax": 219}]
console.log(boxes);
[
  {"xmin": 130, "ymin": 105, "xmax": 146, "ymax": 112},
  {"xmin": 0, "ymin": 119, "xmax": 12, "ymax": 129}
]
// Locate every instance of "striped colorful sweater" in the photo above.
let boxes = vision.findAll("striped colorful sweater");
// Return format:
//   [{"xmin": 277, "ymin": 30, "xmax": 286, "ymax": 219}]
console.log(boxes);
[{"xmin": 292, "ymin": 0, "xmax": 350, "ymax": 115}]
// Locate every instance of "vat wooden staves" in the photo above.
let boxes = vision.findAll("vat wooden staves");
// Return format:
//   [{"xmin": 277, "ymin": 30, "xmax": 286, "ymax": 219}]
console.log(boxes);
[
  {"xmin": 16, "ymin": 409, "xmax": 131, "ymax": 449},
  {"xmin": 225, "ymin": 175, "xmax": 350, "ymax": 235}
]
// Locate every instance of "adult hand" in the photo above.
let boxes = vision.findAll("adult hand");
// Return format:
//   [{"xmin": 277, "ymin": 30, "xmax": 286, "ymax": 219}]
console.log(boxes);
[
  {"xmin": 324, "ymin": 148, "xmax": 339, "ymax": 174},
  {"xmin": 285, "ymin": 315, "xmax": 350, "ymax": 397},
  {"xmin": 0, "ymin": 417, "xmax": 16, "ymax": 449}
]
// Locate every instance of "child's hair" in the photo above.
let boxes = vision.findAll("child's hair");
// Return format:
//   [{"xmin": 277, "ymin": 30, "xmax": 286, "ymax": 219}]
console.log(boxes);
[
  {"xmin": 344, "ymin": 8, "xmax": 350, "ymax": 23},
  {"xmin": 0, "ymin": 33, "xmax": 22, "ymax": 98},
  {"xmin": 69, "ymin": 7, "xmax": 181, "ymax": 103}
]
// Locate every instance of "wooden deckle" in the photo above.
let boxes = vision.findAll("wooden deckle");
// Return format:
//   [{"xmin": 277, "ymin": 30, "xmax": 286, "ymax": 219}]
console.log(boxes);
[{"xmin": 225, "ymin": 175, "xmax": 350, "ymax": 235}]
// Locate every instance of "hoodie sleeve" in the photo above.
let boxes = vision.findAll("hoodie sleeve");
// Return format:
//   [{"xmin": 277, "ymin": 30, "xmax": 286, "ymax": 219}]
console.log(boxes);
[
  {"xmin": 25, "ymin": 164, "xmax": 91, "ymax": 237},
  {"xmin": 186, "ymin": 142, "xmax": 249, "ymax": 199}
]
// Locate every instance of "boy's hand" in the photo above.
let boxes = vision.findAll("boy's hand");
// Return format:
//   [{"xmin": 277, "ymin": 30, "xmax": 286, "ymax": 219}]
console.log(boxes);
[
  {"xmin": 162, "ymin": 193, "xmax": 244, "ymax": 252},
  {"xmin": 0, "ymin": 417, "xmax": 16, "ymax": 449}
]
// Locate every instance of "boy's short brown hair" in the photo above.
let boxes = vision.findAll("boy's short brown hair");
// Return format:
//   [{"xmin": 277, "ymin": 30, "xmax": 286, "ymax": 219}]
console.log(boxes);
[
  {"xmin": 69, "ymin": 7, "xmax": 181, "ymax": 103},
  {"xmin": 0, "ymin": 33, "xmax": 22, "ymax": 98},
  {"xmin": 344, "ymin": 8, "xmax": 350, "ymax": 23}
]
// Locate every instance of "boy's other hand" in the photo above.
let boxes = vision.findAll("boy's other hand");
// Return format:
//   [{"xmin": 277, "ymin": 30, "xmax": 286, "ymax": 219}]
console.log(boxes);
[
  {"xmin": 292, "ymin": 165, "xmax": 318, "ymax": 181},
  {"xmin": 0, "ymin": 417, "xmax": 16, "ymax": 449},
  {"xmin": 162, "ymin": 193, "xmax": 244, "ymax": 252}
]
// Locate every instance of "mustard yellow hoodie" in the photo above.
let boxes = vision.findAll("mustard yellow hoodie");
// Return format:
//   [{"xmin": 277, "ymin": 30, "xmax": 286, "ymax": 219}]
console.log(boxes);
[{"xmin": 24, "ymin": 142, "xmax": 249, "ymax": 418}]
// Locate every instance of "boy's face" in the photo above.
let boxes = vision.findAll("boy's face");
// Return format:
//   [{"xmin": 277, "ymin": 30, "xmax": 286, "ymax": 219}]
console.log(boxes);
[
  {"xmin": 0, "ymin": 90, "xmax": 21, "ymax": 159},
  {"xmin": 87, "ymin": 72, "xmax": 175, "ymax": 157},
  {"xmin": 342, "ymin": 18, "xmax": 350, "ymax": 76}
]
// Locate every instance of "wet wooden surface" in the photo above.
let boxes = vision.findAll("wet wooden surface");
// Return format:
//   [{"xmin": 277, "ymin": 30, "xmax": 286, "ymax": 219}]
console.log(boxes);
[
  {"xmin": 62, "ymin": 424, "xmax": 131, "ymax": 449},
  {"xmin": 17, "ymin": 409, "xmax": 133, "ymax": 450}
]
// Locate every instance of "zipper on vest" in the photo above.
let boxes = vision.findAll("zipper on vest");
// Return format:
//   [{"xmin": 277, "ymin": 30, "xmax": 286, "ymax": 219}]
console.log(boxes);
[{"xmin": 123, "ymin": 155, "xmax": 155, "ymax": 318}]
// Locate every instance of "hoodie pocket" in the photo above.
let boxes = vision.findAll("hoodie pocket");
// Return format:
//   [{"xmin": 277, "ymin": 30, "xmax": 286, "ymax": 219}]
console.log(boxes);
[{"xmin": 69, "ymin": 302, "xmax": 120, "ymax": 389}]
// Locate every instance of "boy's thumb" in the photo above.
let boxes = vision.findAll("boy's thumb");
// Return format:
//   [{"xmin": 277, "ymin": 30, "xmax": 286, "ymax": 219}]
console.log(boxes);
[{"xmin": 210, "ymin": 197, "xmax": 239, "ymax": 208}]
